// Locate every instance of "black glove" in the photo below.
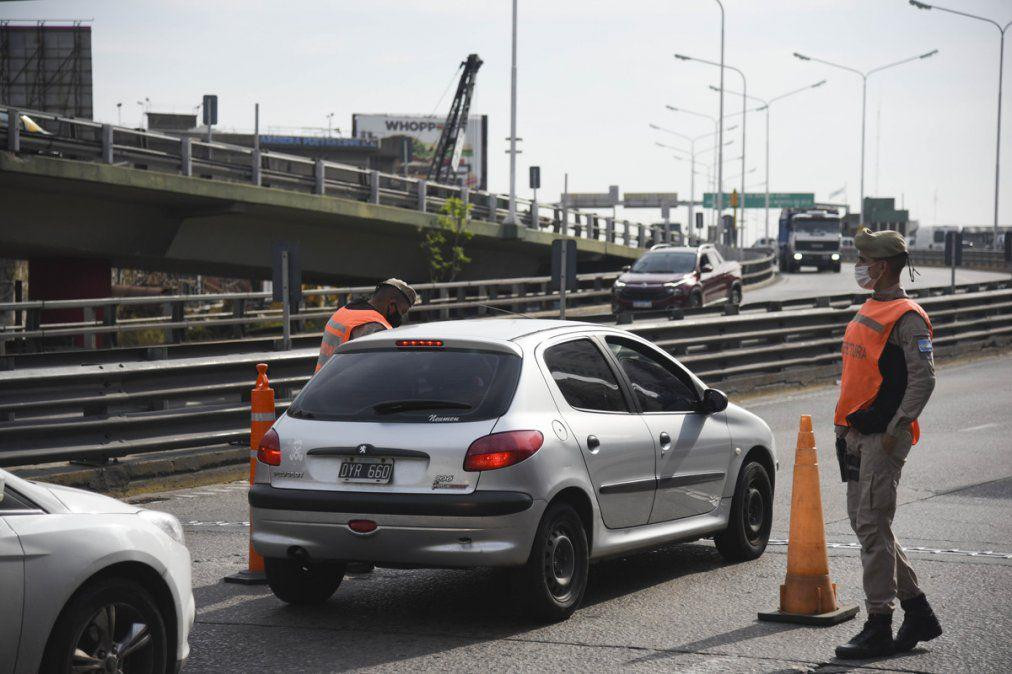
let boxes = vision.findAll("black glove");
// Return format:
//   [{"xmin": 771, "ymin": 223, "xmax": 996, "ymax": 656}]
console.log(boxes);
[{"xmin": 835, "ymin": 435, "xmax": 848, "ymax": 483}]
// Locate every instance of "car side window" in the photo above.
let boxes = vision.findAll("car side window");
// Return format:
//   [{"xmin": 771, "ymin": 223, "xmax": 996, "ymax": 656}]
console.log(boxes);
[
  {"xmin": 710, "ymin": 249, "xmax": 724, "ymax": 264},
  {"xmin": 0, "ymin": 486, "xmax": 37, "ymax": 511},
  {"xmin": 544, "ymin": 339, "xmax": 628, "ymax": 413},
  {"xmin": 606, "ymin": 337, "xmax": 699, "ymax": 413}
]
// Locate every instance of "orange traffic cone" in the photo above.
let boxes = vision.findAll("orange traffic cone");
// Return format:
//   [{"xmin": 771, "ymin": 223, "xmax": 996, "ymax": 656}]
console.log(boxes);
[
  {"xmin": 758, "ymin": 415, "xmax": 858, "ymax": 625},
  {"xmin": 224, "ymin": 363, "xmax": 273, "ymax": 585}
]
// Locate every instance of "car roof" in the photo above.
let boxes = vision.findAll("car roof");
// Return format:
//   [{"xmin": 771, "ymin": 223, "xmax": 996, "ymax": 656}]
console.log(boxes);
[{"xmin": 350, "ymin": 318, "xmax": 594, "ymax": 346}]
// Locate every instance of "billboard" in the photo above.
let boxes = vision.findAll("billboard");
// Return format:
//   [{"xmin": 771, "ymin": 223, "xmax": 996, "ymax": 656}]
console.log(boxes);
[
  {"xmin": 0, "ymin": 23, "xmax": 93, "ymax": 119},
  {"xmin": 352, "ymin": 114, "xmax": 488, "ymax": 190}
]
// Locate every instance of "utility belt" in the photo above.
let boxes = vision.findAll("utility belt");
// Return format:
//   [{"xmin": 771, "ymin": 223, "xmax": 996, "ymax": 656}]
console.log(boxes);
[{"xmin": 835, "ymin": 436, "xmax": 861, "ymax": 483}]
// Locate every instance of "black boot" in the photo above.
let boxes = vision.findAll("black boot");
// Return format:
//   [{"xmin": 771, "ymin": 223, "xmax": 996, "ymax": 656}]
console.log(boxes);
[
  {"xmin": 895, "ymin": 594, "xmax": 942, "ymax": 652},
  {"xmin": 835, "ymin": 613, "xmax": 895, "ymax": 659}
]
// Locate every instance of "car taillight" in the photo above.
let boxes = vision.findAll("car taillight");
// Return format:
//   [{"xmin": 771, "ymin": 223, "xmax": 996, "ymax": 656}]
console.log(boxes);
[
  {"xmin": 257, "ymin": 428, "xmax": 281, "ymax": 466},
  {"xmin": 463, "ymin": 430, "xmax": 544, "ymax": 472}
]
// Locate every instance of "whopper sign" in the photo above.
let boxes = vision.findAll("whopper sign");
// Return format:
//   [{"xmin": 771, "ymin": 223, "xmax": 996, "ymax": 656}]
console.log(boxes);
[{"xmin": 352, "ymin": 114, "xmax": 489, "ymax": 190}]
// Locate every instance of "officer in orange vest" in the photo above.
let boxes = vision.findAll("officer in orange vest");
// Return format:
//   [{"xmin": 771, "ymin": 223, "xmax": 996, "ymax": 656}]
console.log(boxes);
[
  {"xmin": 315, "ymin": 278, "xmax": 418, "ymax": 373},
  {"xmin": 833, "ymin": 228, "xmax": 942, "ymax": 659}
]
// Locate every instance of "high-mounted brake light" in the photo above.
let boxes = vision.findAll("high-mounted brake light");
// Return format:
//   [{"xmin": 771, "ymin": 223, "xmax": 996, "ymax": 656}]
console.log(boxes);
[
  {"xmin": 257, "ymin": 428, "xmax": 282, "ymax": 466},
  {"xmin": 463, "ymin": 430, "xmax": 544, "ymax": 472},
  {"xmin": 396, "ymin": 339, "xmax": 444, "ymax": 348}
]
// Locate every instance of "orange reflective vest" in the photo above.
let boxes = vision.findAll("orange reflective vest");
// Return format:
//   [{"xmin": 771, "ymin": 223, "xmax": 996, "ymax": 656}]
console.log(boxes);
[
  {"xmin": 834, "ymin": 297, "xmax": 932, "ymax": 444},
  {"xmin": 315, "ymin": 304, "xmax": 392, "ymax": 372}
]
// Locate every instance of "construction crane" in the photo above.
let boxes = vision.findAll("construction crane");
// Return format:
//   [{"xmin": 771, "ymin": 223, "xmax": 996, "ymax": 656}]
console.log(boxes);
[{"xmin": 427, "ymin": 53, "xmax": 482, "ymax": 185}]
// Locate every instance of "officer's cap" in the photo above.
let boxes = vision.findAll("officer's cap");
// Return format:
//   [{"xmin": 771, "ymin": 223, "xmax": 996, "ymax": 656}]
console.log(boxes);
[
  {"xmin": 854, "ymin": 227, "xmax": 907, "ymax": 259},
  {"xmin": 378, "ymin": 278, "xmax": 418, "ymax": 306}
]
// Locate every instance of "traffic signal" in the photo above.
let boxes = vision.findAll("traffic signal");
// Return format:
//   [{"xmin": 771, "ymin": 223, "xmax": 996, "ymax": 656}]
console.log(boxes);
[
  {"xmin": 944, "ymin": 230, "xmax": 963, "ymax": 266},
  {"xmin": 730, "ymin": 190, "xmax": 739, "ymax": 208}
]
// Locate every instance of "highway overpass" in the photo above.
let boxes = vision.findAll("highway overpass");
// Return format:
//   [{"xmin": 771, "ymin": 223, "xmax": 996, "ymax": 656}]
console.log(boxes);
[{"xmin": 1, "ymin": 112, "xmax": 650, "ymax": 287}]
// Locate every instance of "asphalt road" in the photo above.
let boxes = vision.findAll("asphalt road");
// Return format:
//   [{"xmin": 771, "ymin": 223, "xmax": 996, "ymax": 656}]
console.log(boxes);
[
  {"xmin": 744, "ymin": 262, "xmax": 1007, "ymax": 303},
  {"xmin": 142, "ymin": 353, "xmax": 1012, "ymax": 673}
]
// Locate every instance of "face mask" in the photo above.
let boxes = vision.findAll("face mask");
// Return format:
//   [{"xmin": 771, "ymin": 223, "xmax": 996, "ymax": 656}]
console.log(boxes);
[
  {"xmin": 854, "ymin": 262, "xmax": 879, "ymax": 290},
  {"xmin": 385, "ymin": 303, "xmax": 403, "ymax": 328}
]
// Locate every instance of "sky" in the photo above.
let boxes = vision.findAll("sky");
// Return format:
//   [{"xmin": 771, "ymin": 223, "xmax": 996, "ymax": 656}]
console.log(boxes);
[{"xmin": 3, "ymin": 0, "xmax": 1011, "ymax": 244}]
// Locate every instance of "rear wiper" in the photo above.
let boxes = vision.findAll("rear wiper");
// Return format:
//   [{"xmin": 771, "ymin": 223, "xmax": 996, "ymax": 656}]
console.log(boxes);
[{"xmin": 372, "ymin": 400, "xmax": 472, "ymax": 415}]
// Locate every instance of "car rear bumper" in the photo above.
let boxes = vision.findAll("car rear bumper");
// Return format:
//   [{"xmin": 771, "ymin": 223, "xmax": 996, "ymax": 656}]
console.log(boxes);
[
  {"xmin": 250, "ymin": 484, "xmax": 543, "ymax": 567},
  {"xmin": 612, "ymin": 292, "xmax": 690, "ymax": 311}
]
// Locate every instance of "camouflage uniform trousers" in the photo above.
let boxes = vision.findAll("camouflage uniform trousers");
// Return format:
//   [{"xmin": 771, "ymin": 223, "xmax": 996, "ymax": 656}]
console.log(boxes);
[{"xmin": 845, "ymin": 427, "xmax": 922, "ymax": 615}]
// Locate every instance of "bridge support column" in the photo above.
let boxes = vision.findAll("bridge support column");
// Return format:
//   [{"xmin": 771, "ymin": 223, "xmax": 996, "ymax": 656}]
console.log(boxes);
[{"xmin": 29, "ymin": 257, "xmax": 112, "ymax": 349}]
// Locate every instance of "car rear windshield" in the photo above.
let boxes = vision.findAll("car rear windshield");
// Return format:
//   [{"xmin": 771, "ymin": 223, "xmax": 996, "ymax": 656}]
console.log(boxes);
[
  {"xmin": 288, "ymin": 348, "xmax": 522, "ymax": 422},
  {"xmin": 631, "ymin": 251, "xmax": 696, "ymax": 274}
]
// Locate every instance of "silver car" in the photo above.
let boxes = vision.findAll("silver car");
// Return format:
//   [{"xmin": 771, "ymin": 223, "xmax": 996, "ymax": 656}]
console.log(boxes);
[{"xmin": 251, "ymin": 319, "xmax": 776, "ymax": 620}]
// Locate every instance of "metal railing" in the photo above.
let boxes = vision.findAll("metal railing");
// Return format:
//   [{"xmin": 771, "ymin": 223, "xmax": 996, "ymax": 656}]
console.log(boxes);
[
  {"xmin": 841, "ymin": 247, "xmax": 1010, "ymax": 271},
  {"xmin": 1, "ymin": 278, "xmax": 1008, "ymax": 467},
  {"xmin": 3, "ymin": 105, "xmax": 677, "ymax": 248},
  {"xmin": 0, "ymin": 252, "xmax": 777, "ymax": 357}
]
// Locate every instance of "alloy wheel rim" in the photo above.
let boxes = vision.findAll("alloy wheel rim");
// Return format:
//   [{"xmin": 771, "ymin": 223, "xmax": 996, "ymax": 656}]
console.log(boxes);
[
  {"xmin": 744, "ymin": 483, "xmax": 766, "ymax": 545},
  {"xmin": 71, "ymin": 602, "xmax": 152, "ymax": 673}
]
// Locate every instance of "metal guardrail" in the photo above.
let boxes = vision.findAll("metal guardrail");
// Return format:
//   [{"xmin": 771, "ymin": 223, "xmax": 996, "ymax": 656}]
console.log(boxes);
[
  {"xmin": 1, "ymin": 279, "xmax": 1008, "ymax": 467},
  {"xmin": 841, "ymin": 247, "xmax": 1010, "ymax": 271},
  {"xmin": 0, "ymin": 252, "xmax": 777, "ymax": 356},
  {"xmin": 3, "ymin": 105, "xmax": 671, "ymax": 248}
]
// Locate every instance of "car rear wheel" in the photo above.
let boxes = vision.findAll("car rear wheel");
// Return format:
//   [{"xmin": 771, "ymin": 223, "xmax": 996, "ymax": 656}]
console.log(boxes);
[
  {"xmin": 265, "ymin": 558, "xmax": 345, "ymax": 605},
  {"xmin": 727, "ymin": 284, "xmax": 742, "ymax": 306},
  {"xmin": 714, "ymin": 460, "xmax": 773, "ymax": 562},
  {"xmin": 514, "ymin": 502, "xmax": 589, "ymax": 621},
  {"xmin": 40, "ymin": 577, "xmax": 168, "ymax": 674}
]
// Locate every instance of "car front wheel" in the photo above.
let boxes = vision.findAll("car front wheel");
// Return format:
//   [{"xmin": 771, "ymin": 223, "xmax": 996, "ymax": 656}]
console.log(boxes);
[
  {"xmin": 514, "ymin": 502, "xmax": 589, "ymax": 621},
  {"xmin": 727, "ymin": 284, "xmax": 742, "ymax": 306},
  {"xmin": 714, "ymin": 460, "xmax": 773, "ymax": 562},
  {"xmin": 265, "ymin": 558, "xmax": 345, "ymax": 604},
  {"xmin": 40, "ymin": 577, "xmax": 169, "ymax": 674}
]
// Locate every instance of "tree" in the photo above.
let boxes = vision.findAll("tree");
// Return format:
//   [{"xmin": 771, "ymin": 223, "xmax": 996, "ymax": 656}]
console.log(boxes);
[{"xmin": 420, "ymin": 196, "xmax": 473, "ymax": 283}]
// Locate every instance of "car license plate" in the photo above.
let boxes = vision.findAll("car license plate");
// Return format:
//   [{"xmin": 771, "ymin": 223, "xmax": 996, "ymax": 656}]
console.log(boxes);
[
  {"xmin": 633, "ymin": 300, "xmax": 652, "ymax": 308},
  {"xmin": 339, "ymin": 457, "xmax": 394, "ymax": 484}
]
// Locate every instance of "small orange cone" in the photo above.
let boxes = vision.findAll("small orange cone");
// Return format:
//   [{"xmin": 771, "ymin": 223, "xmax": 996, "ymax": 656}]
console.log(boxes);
[
  {"xmin": 224, "ymin": 363, "xmax": 273, "ymax": 585},
  {"xmin": 758, "ymin": 415, "xmax": 858, "ymax": 625}
]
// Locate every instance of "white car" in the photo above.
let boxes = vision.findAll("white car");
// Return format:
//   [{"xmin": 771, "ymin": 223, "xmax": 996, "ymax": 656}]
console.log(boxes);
[
  {"xmin": 0, "ymin": 468, "xmax": 193, "ymax": 673},
  {"xmin": 251, "ymin": 320, "xmax": 776, "ymax": 620}
]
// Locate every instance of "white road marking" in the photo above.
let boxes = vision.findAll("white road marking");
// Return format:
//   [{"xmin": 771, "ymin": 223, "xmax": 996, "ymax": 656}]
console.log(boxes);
[
  {"xmin": 962, "ymin": 422, "xmax": 999, "ymax": 432},
  {"xmin": 768, "ymin": 539, "xmax": 1011, "ymax": 559}
]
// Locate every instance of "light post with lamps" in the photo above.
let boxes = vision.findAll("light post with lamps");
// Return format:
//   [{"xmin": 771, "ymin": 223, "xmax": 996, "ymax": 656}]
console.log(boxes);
[
  {"xmin": 665, "ymin": 105, "xmax": 738, "ymax": 229},
  {"xmin": 652, "ymin": 125, "xmax": 734, "ymax": 232},
  {"xmin": 711, "ymin": 80, "xmax": 826, "ymax": 241},
  {"xmin": 793, "ymin": 49, "xmax": 937, "ymax": 227},
  {"xmin": 909, "ymin": 1, "xmax": 1010, "ymax": 249},
  {"xmin": 676, "ymin": 53, "xmax": 748, "ymax": 245}
]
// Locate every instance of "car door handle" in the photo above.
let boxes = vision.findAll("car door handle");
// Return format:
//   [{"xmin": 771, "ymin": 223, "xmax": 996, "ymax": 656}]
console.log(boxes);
[
  {"xmin": 659, "ymin": 432, "xmax": 672, "ymax": 451},
  {"xmin": 586, "ymin": 435, "xmax": 600, "ymax": 451}
]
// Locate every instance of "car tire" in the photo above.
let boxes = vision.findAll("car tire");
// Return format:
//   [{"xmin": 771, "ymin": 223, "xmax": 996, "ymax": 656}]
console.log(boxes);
[
  {"xmin": 714, "ymin": 460, "xmax": 773, "ymax": 563},
  {"xmin": 727, "ymin": 284, "xmax": 742, "ymax": 306},
  {"xmin": 265, "ymin": 557, "xmax": 345, "ymax": 605},
  {"xmin": 514, "ymin": 502, "xmax": 589, "ymax": 622},
  {"xmin": 688, "ymin": 291, "xmax": 703, "ymax": 309},
  {"xmin": 40, "ymin": 577, "xmax": 169, "ymax": 674},
  {"xmin": 833, "ymin": 262, "xmax": 842, "ymax": 273}
]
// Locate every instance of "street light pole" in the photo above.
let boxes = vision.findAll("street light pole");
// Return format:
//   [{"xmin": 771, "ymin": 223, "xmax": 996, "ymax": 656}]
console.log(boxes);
[
  {"xmin": 713, "ymin": 80, "xmax": 825, "ymax": 241},
  {"xmin": 676, "ymin": 53, "xmax": 747, "ymax": 246},
  {"xmin": 506, "ymin": 0, "xmax": 519, "ymax": 225},
  {"xmin": 794, "ymin": 49, "xmax": 937, "ymax": 228},
  {"xmin": 910, "ymin": 1, "xmax": 1010, "ymax": 249},
  {"xmin": 653, "ymin": 130, "xmax": 731, "ymax": 234}
]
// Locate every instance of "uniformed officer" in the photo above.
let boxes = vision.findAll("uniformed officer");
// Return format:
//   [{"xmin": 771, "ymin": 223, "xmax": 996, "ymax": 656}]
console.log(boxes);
[{"xmin": 833, "ymin": 228, "xmax": 943, "ymax": 659}]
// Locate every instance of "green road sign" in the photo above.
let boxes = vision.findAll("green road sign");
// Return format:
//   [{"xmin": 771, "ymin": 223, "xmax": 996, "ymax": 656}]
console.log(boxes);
[{"xmin": 702, "ymin": 192, "xmax": 815, "ymax": 209}]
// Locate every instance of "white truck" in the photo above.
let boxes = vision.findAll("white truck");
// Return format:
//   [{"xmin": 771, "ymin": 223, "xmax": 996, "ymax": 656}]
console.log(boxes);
[{"xmin": 778, "ymin": 208, "xmax": 843, "ymax": 273}]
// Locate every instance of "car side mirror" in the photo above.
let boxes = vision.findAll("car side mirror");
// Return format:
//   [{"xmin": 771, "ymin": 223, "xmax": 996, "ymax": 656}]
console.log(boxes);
[
  {"xmin": 700, "ymin": 263, "xmax": 713, "ymax": 274},
  {"xmin": 700, "ymin": 388, "xmax": 728, "ymax": 414},
  {"xmin": 622, "ymin": 265, "xmax": 631, "ymax": 272}
]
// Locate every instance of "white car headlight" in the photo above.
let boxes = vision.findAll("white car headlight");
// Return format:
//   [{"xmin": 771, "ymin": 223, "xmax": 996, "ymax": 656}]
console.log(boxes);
[
  {"xmin": 793, "ymin": 253, "xmax": 803, "ymax": 261},
  {"xmin": 139, "ymin": 509, "xmax": 185, "ymax": 545},
  {"xmin": 613, "ymin": 280, "xmax": 626, "ymax": 288},
  {"xmin": 831, "ymin": 253, "xmax": 840, "ymax": 261}
]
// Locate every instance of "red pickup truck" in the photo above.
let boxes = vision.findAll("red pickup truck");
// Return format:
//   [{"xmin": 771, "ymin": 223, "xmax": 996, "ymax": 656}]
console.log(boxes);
[{"xmin": 611, "ymin": 244, "xmax": 743, "ymax": 314}]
